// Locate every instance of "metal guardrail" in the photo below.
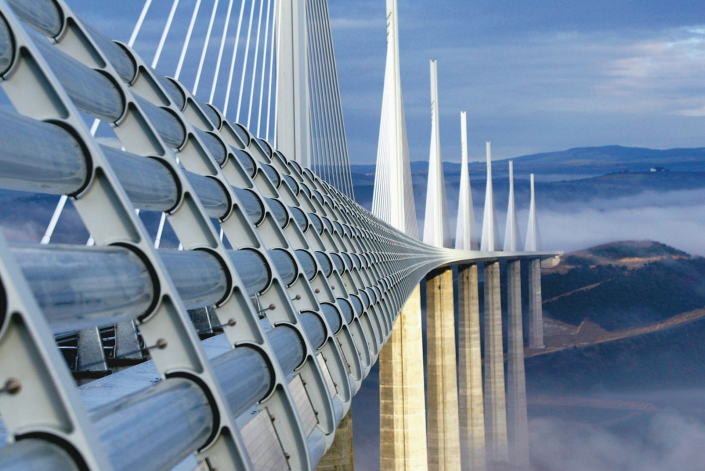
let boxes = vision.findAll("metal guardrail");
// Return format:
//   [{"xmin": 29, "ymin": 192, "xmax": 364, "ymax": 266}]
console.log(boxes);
[{"xmin": 0, "ymin": 1, "xmax": 557, "ymax": 470}]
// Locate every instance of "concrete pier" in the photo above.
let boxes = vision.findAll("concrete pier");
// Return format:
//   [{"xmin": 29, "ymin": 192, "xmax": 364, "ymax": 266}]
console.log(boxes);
[
  {"xmin": 318, "ymin": 409, "xmax": 355, "ymax": 470},
  {"xmin": 506, "ymin": 260, "xmax": 530, "ymax": 469},
  {"xmin": 380, "ymin": 308, "xmax": 405, "ymax": 470},
  {"xmin": 426, "ymin": 269, "xmax": 461, "ymax": 470},
  {"xmin": 528, "ymin": 258, "xmax": 544, "ymax": 349},
  {"xmin": 458, "ymin": 264, "xmax": 486, "ymax": 471},
  {"xmin": 483, "ymin": 261, "xmax": 508, "ymax": 464},
  {"xmin": 380, "ymin": 285, "xmax": 428, "ymax": 470}
]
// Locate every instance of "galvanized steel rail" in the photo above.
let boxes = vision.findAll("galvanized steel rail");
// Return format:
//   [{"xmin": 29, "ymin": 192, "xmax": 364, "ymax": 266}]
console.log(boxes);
[{"xmin": 0, "ymin": 1, "xmax": 556, "ymax": 470}]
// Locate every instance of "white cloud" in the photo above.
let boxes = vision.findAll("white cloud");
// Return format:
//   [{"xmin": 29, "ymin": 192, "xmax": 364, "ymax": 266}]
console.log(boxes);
[
  {"xmin": 522, "ymin": 189, "xmax": 705, "ymax": 256},
  {"xmin": 671, "ymin": 105, "xmax": 705, "ymax": 117},
  {"xmin": 531, "ymin": 413, "xmax": 705, "ymax": 471},
  {"xmin": 330, "ymin": 18, "xmax": 385, "ymax": 30}
]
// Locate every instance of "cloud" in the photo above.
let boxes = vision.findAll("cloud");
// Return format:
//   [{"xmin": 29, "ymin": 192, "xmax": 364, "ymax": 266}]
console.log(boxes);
[
  {"xmin": 329, "ymin": 0, "xmax": 705, "ymax": 164},
  {"xmin": 526, "ymin": 189, "xmax": 705, "ymax": 256},
  {"xmin": 672, "ymin": 105, "xmax": 705, "ymax": 117},
  {"xmin": 60, "ymin": 0, "xmax": 705, "ymax": 164},
  {"xmin": 330, "ymin": 18, "xmax": 385, "ymax": 31},
  {"xmin": 530, "ymin": 413, "xmax": 705, "ymax": 471}
]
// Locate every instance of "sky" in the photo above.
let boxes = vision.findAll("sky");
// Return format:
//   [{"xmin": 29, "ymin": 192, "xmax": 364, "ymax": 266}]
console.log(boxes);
[
  {"xmin": 65, "ymin": 0, "xmax": 705, "ymax": 165},
  {"xmin": 328, "ymin": 0, "xmax": 705, "ymax": 164}
]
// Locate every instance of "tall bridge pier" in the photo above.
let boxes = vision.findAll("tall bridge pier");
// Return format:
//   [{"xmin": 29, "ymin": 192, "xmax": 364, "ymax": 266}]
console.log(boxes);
[
  {"xmin": 421, "ymin": 59, "xmax": 461, "ymax": 471},
  {"xmin": 458, "ymin": 264, "xmax": 487, "ymax": 471},
  {"xmin": 426, "ymin": 268, "xmax": 461, "ymax": 470},
  {"xmin": 507, "ymin": 260, "xmax": 530, "ymax": 469},
  {"xmin": 526, "ymin": 175, "xmax": 545, "ymax": 349},
  {"xmin": 483, "ymin": 261, "xmax": 510, "ymax": 464},
  {"xmin": 528, "ymin": 258, "xmax": 545, "ymax": 349},
  {"xmin": 318, "ymin": 410, "xmax": 355, "ymax": 470},
  {"xmin": 379, "ymin": 285, "xmax": 428, "ymax": 470}
]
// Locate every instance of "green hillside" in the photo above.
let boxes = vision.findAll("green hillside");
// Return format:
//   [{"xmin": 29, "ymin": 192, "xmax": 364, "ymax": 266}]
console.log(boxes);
[
  {"xmin": 541, "ymin": 242, "xmax": 705, "ymax": 331},
  {"xmin": 526, "ymin": 316, "xmax": 705, "ymax": 394},
  {"xmin": 528, "ymin": 241, "xmax": 705, "ymax": 394}
]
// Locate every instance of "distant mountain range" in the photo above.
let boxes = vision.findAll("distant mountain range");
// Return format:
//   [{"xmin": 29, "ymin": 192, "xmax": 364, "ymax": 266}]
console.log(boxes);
[
  {"xmin": 351, "ymin": 146, "xmax": 705, "ymax": 220},
  {"xmin": 351, "ymin": 145, "xmax": 705, "ymax": 177}
]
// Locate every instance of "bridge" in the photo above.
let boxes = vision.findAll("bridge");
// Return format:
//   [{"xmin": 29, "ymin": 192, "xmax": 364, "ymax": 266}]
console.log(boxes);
[{"xmin": 0, "ymin": 0, "xmax": 559, "ymax": 470}]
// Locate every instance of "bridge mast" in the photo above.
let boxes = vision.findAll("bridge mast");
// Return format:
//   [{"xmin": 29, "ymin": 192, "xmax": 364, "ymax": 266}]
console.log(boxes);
[
  {"xmin": 526, "ymin": 174, "xmax": 545, "ymax": 349},
  {"xmin": 276, "ymin": 0, "xmax": 312, "ymax": 167},
  {"xmin": 423, "ymin": 59, "xmax": 461, "ymax": 470},
  {"xmin": 373, "ymin": 0, "xmax": 428, "ymax": 469},
  {"xmin": 455, "ymin": 112, "xmax": 487, "ymax": 470},
  {"xmin": 455, "ymin": 112, "xmax": 479, "ymax": 251},
  {"xmin": 505, "ymin": 162, "xmax": 530, "ymax": 470},
  {"xmin": 481, "ymin": 143, "xmax": 510, "ymax": 465}
]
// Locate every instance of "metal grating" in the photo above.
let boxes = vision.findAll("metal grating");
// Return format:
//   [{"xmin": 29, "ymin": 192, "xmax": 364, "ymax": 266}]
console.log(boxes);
[
  {"xmin": 241, "ymin": 408, "xmax": 290, "ymax": 471},
  {"xmin": 337, "ymin": 338, "xmax": 351, "ymax": 374},
  {"xmin": 317, "ymin": 353, "xmax": 337, "ymax": 397},
  {"xmin": 289, "ymin": 374, "xmax": 318, "ymax": 436}
]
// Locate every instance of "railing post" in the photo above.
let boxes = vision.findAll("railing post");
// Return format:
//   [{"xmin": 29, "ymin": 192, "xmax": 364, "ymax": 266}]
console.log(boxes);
[
  {"xmin": 0, "ymin": 230, "xmax": 113, "ymax": 469},
  {"xmin": 76, "ymin": 327, "xmax": 108, "ymax": 378}
]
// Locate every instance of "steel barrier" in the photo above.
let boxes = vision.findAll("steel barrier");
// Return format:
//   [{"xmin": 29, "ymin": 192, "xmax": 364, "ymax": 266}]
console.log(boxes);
[{"xmin": 0, "ymin": 1, "xmax": 556, "ymax": 470}]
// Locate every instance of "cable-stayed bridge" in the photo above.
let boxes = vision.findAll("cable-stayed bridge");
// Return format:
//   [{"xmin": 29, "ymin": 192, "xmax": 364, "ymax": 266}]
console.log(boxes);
[{"xmin": 0, "ymin": 1, "xmax": 560, "ymax": 470}]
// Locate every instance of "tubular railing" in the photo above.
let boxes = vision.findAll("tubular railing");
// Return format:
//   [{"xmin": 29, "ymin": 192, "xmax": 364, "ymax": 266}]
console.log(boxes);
[{"xmin": 0, "ymin": 1, "xmax": 555, "ymax": 470}]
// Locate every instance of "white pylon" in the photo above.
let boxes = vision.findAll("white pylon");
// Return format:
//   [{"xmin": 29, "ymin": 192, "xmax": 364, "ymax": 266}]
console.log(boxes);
[
  {"xmin": 371, "ymin": 0, "xmax": 418, "ymax": 238},
  {"xmin": 480, "ymin": 142, "xmax": 501, "ymax": 251},
  {"xmin": 525, "ymin": 173, "xmax": 542, "ymax": 251},
  {"xmin": 276, "ymin": 0, "xmax": 311, "ymax": 167},
  {"xmin": 422, "ymin": 60, "xmax": 451, "ymax": 248},
  {"xmin": 455, "ymin": 111, "xmax": 478, "ymax": 251},
  {"xmin": 503, "ymin": 161, "xmax": 522, "ymax": 251}
]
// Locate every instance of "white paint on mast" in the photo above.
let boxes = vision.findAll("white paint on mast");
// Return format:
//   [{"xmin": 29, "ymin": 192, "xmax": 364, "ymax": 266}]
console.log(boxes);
[
  {"xmin": 481, "ymin": 141, "xmax": 501, "ymax": 251},
  {"xmin": 423, "ymin": 59, "xmax": 451, "ymax": 248},
  {"xmin": 525, "ymin": 173, "xmax": 542, "ymax": 251},
  {"xmin": 503, "ymin": 160, "xmax": 522, "ymax": 251},
  {"xmin": 455, "ymin": 111, "xmax": 478, "ymax": 250},
  {"xmin": 275, "ymin": 0, "xmax": 311, "ymax": 166},
  {"xmin": 371, "ymin": 0, "xmax": 418, "ymax": 238}
]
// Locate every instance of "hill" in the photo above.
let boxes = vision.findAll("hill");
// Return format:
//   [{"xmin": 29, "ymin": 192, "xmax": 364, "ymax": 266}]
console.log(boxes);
[
  {"xmin": 526, "ymin": 314, "xmax": 705, "ymax": 394},
  {"xmin": 540, "ymin": 241, "xmax": 705, "ymax": 331},
  {"xmin": 527, "ymin": 241, "xmax": 705, "ymax": 394}
]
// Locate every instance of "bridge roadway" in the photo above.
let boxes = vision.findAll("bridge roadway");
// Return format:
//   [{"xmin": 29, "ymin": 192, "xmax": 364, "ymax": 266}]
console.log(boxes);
[{"xmin": 0, "ymin": 1, "xmax": 557, "ymax": 470}]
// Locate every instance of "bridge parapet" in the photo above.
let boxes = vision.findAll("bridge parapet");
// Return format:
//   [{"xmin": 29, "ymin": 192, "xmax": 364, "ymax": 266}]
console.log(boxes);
[{"xmin": 0, "ymin": 2, "xmax": 558, "ymax": 470}]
